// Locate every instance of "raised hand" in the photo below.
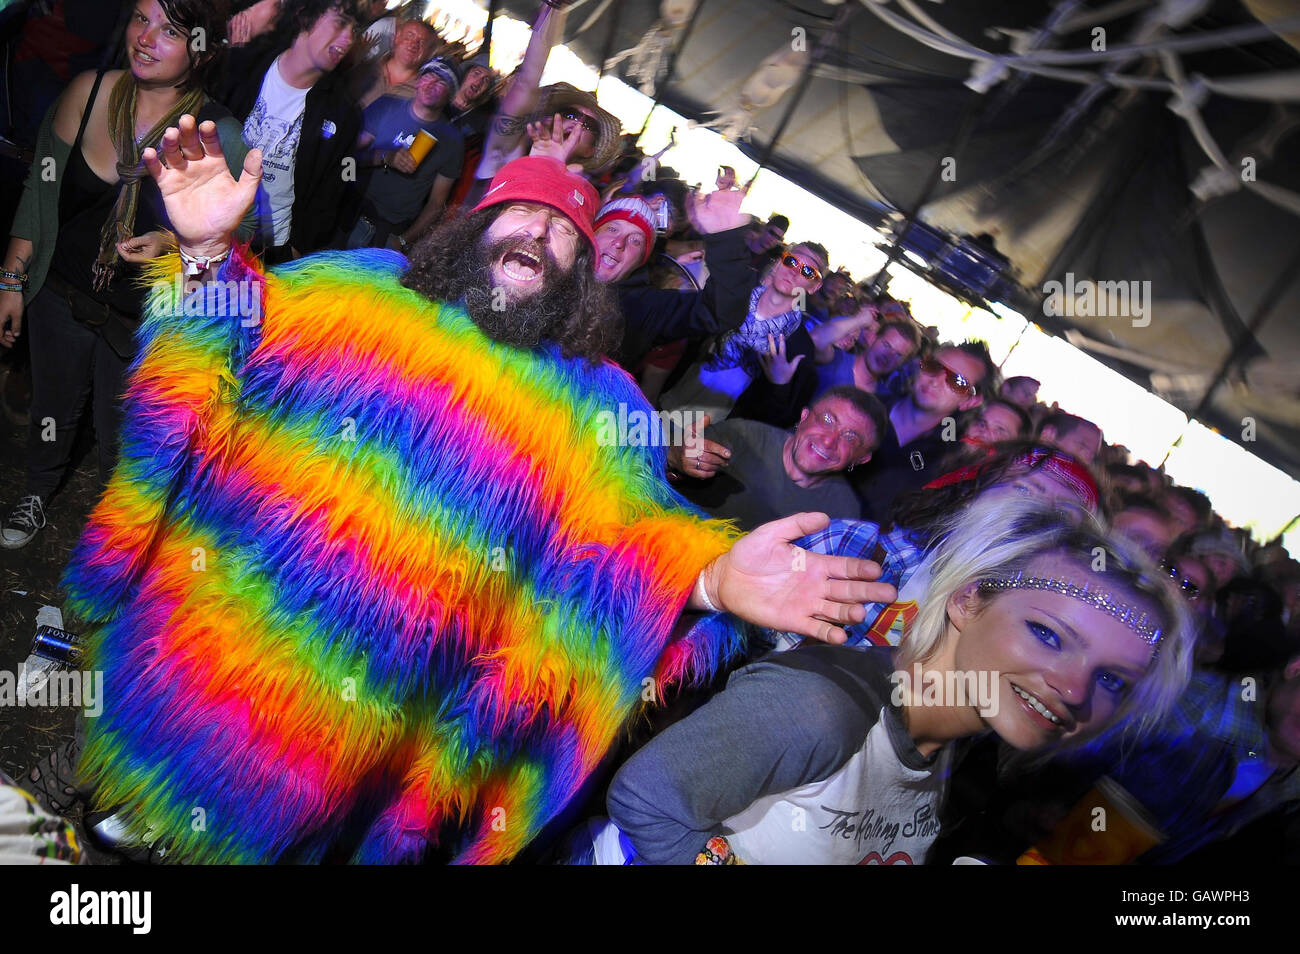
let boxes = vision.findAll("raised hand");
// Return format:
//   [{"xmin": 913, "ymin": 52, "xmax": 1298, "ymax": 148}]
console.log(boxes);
[
  {"xmin": 527, "ymin": 114, "xmax": 585, "ymax": 171},
  {"xmin": 812, "ymin": 304, "xmax": 878, "ymax": 353},
  {"xmin": 702, "ymin": 512, "xmax": 897, "ymax": 644},
  {"xmin": 142, "ymin": 115, "xmax": 262, "ymax": 260},
  {"xmin": 686, "ymin": 183, "xmax": 750, "ymax": 235},
  {"xmin": 758, "ymin": 332, "xmax": 804, "ymax": 385}
]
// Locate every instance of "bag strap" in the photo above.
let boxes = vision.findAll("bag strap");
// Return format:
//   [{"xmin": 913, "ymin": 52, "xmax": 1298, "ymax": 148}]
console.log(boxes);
[{"xmin": 72, "ymin": 68, "xmax": 109, "ymax": 155}]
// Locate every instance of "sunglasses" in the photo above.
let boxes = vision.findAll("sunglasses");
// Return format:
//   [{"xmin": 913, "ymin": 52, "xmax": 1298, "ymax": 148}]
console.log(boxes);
[
  {"xmin": 1159, "ymin": 561, "xmax": 1201, "ymax": 602},
  {"xmin": 781, "ymin": 252, "xmax": 822, "ymax": 281},
  {"xmin": 921, "ymin": 356, "xmax": 975, "ymax": 397},
  {"xmin": 561, "ymin": 109, "xmax": 601, "ymax": 136}
]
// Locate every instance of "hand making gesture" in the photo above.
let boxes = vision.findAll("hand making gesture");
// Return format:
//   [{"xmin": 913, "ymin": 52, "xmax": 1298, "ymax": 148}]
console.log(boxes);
[
  {"xmin": 685, "ymin": 181, "xmax": 750, "ymax": 235},
  {"xmin": 142, "ymin": 114, "xmax": 263, "ymax": 262}
]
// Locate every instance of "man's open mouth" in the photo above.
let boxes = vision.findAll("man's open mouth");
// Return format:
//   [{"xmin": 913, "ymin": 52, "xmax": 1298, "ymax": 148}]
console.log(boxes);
[
  {"xmin": 501, "ymin": 250, "xmax": 543, "ymax": 282},
  {"xmin": 599, "ymin": 252, "xmax": 619, "ymax": 270}
]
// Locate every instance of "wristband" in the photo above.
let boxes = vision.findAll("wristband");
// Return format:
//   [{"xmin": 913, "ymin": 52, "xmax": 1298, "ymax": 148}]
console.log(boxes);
[
  {"xmin": 695, "ymin": 569, "xmax": 721, "ymax": 613},
  {"xmin": 0, "ymin": 267, "xmax": 26, "ymax": 283},
  {"xmin": 0, "ymin": 282, "xmax": 23, "ymax": 293},
  {"xmin": 178, "ymin": 246, "xmax": 231, "ymax": 276}
]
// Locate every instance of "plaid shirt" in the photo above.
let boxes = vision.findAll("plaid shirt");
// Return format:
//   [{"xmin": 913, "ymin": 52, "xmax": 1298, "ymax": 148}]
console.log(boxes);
[
  {"xmin": 1078, "ymin": 671, "xmax": 1300, "ymax": 862},
  {"xmin": 705, "ymin": 285, "xmax": 804, "ymax": 374},
  {"xmin": 759, "ymin": 519, "xmax": 927, "ymax": 653}
]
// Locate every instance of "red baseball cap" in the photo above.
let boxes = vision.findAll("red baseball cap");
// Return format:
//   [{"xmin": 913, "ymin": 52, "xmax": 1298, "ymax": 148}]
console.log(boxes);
[{"xmin": 472, "ymin": 156, "xmax": 599, "ymax": 248}]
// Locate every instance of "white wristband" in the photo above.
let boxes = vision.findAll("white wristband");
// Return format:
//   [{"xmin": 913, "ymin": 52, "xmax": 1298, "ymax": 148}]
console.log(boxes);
[
  {"xmin": 178, "ymin": 246, "xmax": 232, "ymax": 276},
  {"xmin": 696, "ymin": 570, "xmax": 721, "ymax": 613}
]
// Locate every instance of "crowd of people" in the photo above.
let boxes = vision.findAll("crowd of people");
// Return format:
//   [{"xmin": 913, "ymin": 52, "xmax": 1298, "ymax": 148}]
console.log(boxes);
[{"xmin": 0, "ymin": 0, "xmax": 1296, "ymax": 866}]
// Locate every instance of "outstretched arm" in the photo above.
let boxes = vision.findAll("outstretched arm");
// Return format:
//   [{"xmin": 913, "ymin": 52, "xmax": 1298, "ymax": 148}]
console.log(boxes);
[
  {"xmin": 477, "ymin": 3, "xmax": 568, "ymax": 177},
  {"xmin": 689, "ymin": 512, "xmax": 896, "ymax": 645},
  {"xmin": 614, "ymin": 187, "xmax": 755, "ymax": 367}
]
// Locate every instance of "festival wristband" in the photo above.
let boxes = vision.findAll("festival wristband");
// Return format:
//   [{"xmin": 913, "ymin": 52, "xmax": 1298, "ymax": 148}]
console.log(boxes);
[
  {"xmin": 0, "ymin": 267, "xmax": 26, "ymax": 283},
  {"xmin": 178, "ymin": 246, "xmax": 232, "ymax": 276}
]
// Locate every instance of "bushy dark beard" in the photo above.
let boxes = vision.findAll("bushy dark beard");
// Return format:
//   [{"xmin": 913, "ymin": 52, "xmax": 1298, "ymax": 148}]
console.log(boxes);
[
  {"xmin": 458, "ymin": 234, "xmax": 584, "ymax": 351},
  {"xmin": 400, "ymin": 208, "xmax": 623, "ymax": 361}
]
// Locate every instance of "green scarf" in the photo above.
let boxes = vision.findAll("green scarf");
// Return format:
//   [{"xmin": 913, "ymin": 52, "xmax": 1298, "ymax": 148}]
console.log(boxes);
[{"xmin": 92, "ymin": 72, "xmax": 204, "ymax": 292}]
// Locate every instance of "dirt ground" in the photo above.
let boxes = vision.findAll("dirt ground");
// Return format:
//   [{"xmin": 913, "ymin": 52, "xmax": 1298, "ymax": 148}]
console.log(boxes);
[{"xmin": 0, "ymin": 352, "xmax": 121, "ymax": 860}]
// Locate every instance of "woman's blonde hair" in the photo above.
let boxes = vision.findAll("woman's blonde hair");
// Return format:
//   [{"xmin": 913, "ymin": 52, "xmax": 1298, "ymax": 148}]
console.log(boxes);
[{"xmin": 900, "ymin": 494, "xmax": 1194, "ymax": 742}]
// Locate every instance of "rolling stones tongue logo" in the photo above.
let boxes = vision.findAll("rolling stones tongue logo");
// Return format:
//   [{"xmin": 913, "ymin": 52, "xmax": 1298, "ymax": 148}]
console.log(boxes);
[{"xmin": 860, "ymin": 851, "xmax": 914, "ymax": 865}]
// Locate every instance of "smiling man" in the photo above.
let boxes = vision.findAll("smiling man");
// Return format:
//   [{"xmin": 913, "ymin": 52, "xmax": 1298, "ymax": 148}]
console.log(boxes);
[
  {"xmin": 676, "ymin": 387, "xmax": 887, "ymax": 531},
  {"xmin": 214, "ymin": 0, "xmax": 363, "ymax": 261},
  {"xmin": 63, "ymin": 135, "xmax": 897, "ymax": 865},
  {"xmin": 345, "ymin": 57, "xmax": 465, "ymax": 250},
  {"xmin": 851, "ymin": 341, "xmax": 996, "ymax": 521},
  {"xmin": 345, "ymin": 15, "xmax": 436, "ymax": 108},
  {"xmin": 589, "ymin": 193, "xmax": 759, "ymax": 375}
]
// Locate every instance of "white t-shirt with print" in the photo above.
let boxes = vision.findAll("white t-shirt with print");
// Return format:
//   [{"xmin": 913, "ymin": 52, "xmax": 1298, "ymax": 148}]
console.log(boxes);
[
  {"xmin": 723, "ymin": 709, "xmax": 952, "ymax": 864},
  {"xmin": 243, "ymin": 56, "xmax": 309, "ymax": 246}
]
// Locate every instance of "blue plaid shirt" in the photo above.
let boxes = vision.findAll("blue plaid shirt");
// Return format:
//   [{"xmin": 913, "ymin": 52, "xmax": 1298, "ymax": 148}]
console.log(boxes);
[{"xmin": 758, "ymin": 519, "xmax": 927, "ymax": 653}]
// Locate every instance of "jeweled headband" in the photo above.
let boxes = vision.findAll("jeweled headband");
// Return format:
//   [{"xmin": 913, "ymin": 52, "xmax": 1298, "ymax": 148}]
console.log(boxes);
[{"xmin": 977, "ymin": 572, "xmax": 1164, "ymax": 646}]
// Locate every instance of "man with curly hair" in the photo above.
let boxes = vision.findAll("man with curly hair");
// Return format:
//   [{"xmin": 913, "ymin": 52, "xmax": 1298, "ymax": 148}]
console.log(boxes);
[
  {"xmin": 63, "ymin": 125, "xmax": 895, "ymax": 865},
  {"xmin": 214, "ymin": 0, "xmax": 363, "ymax": 261}
]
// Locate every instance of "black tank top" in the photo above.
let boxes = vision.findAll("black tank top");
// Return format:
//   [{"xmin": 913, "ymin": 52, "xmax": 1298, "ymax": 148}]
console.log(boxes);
[{"xmin": 49, "ymin": 78, "xmax": 229, "ymax": 315}]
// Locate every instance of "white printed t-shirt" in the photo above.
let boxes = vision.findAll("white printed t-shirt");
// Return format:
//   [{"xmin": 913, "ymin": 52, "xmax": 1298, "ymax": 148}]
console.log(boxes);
[{"xmin": 243, "ymin": 56, "xmax": 309, "ymax": 246}]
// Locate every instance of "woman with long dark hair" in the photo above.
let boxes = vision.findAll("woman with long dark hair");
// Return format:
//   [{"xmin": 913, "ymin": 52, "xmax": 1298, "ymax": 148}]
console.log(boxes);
[{"xmin": 1, "ymin": 0, "xmax": 250, "ymax": 548}]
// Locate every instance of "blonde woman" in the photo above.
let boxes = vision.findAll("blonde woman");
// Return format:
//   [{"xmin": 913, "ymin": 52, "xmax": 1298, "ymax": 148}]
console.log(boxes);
[{"xmin": 602, "ymin": 496, "xmax": 1193, "ymax": 864}]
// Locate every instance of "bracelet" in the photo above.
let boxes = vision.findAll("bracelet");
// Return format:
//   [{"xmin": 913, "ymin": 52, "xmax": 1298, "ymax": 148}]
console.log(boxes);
[
  {"xmin": 0, "ymin": 282, "xmax": 23, "ymax": 294},
  {"xmin": 0, "ymin": 267, "xmax": 26, "ymax": 283},
  {"xmin": 178, "ymin": 246, "xmax": 231, "ymax": 276},
  {"xmin": 694, "ymin": 835, "xmax": 739, "ymax": 865},
  {"xmin": 695, "ymin": 569, "xmax": 721, "ymax": 613}
]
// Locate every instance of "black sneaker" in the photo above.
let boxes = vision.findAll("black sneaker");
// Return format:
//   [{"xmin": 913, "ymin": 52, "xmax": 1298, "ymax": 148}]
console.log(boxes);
[{"xmin": 1, "ymin": 494, "xmax": 46, "ymax": 549}]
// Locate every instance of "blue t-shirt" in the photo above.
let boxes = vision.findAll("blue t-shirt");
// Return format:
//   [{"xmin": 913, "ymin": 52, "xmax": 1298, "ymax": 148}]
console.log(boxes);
[{"xmin": 360, "ymin": 95, "xmax": 464, "ymax": 225}]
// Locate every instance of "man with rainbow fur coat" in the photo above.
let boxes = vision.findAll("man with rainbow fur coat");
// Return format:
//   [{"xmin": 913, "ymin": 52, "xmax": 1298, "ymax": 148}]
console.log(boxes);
[{"xmin": 61, "ymin": 116, "xmax": 895, "ymax": 864}]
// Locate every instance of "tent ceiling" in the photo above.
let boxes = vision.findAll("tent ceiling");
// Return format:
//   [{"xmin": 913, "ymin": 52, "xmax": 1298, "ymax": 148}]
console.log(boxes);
[{"xmin": 497, "ymin": 0, "xmax": 1300, "ymax": 481}]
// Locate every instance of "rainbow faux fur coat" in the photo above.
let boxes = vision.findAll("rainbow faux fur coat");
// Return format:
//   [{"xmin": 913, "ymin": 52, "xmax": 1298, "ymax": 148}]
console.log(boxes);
[{"xmin": 63, "ymin": 246, "xmax": 744, "ymax": 864}]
